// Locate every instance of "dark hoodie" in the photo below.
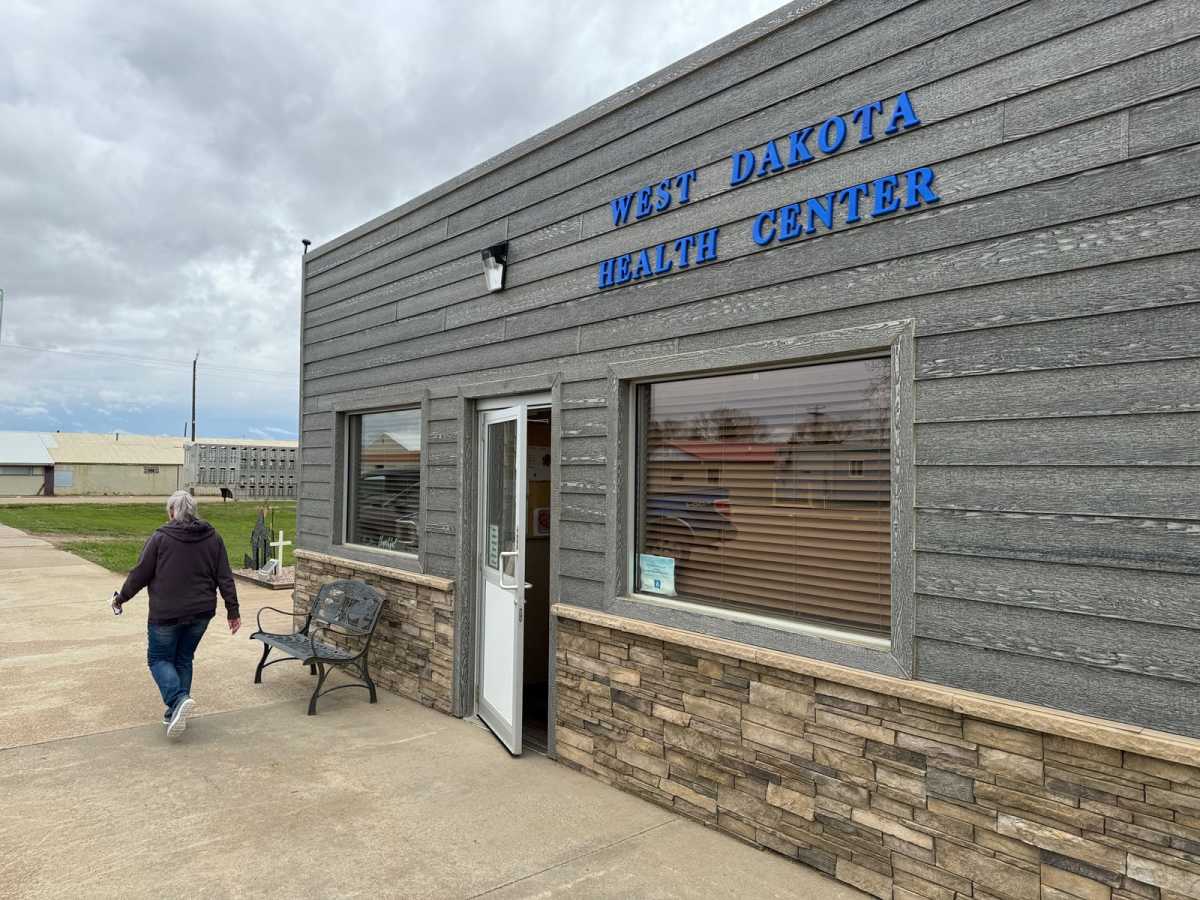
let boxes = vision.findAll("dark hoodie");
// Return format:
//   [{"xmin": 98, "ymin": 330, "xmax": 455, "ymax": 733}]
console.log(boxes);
[{"xmin": 116, "ymin": 519, "xmax": 240, "ymax": 625}]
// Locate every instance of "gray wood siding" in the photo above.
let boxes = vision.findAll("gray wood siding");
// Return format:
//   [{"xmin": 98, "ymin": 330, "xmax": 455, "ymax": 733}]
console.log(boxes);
[{"xmin": 299, "ymin": 0, "xmax": 1200, "ymax": 737}]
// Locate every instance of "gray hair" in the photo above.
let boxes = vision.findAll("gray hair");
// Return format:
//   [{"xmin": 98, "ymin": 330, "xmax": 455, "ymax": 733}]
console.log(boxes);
[{"xmin": 167, "ymin": 490, "xmax": 198, "ymax": 523}]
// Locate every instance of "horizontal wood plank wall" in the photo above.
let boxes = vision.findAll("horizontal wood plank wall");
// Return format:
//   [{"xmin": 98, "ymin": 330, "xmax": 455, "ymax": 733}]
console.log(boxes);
[{"xmin": 298, "ymin": 0, "xmax": 1200, "ymax": 737}]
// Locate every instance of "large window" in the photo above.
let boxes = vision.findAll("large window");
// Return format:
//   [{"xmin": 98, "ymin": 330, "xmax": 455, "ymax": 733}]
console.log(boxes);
[
  {"xmin": 635, "ymin": 357, "xmax": 891, "ymax": 637},
  {"xmin": 346, "ymin": 408, "xmax": 421, "ymax": 555}
]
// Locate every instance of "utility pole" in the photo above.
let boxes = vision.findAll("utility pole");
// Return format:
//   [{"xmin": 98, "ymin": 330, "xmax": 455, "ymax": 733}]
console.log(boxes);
[{"xmin": 190, "ymin": 352, "xmax": 198, "ymax": 441}]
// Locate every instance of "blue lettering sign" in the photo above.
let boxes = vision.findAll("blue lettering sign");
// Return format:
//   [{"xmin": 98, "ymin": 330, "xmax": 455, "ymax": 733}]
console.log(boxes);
[
  {"xmin": 850, "ymin": 100, "xmax": 884, "ymax": 143},
  {"xmin": 752, "ymin": 210, "xmax": 776, "ymax": 246},
  {"xmin": 885, "ymin": 91, "xmax": 920, "ymax": 134},
  {"xmin": 610, "ymin": 193, "xmax": 635, "ymax": 227},
  {"xmin": 750, "ymin": 166, "xmax": 940, "ymax": 251},
  {"xmin": 608, "ymin": 168, "xmax": 699, "ymax": 226},
  {"xmin": 871, "ymin": 174, "xmax": 901, "ymax": 217},
  {"xmin": 596, "ymin": 227, "xmax": 722, "ymax": 288},
  {"xmin": 805, "ymin": 192, "xmax": 836, "ymax": 233},
  {"xmin": 816, "ymin": 117, "xmax": 846, "ymax": 154},
  {"xmin": 757, "ymin": 140, "xmax": 785, "ymax": 178},
  {"xmin": 787, "ymin": 127, "xmax": 814, "ymax": 166},
  {"xmin": 727, "ymin": 92, "xmax": 920, "ymax": 188},
  {"xmin": 730, "ymin": 149, "xmax": 755, "ymax": 186},
  {"xmin": 598, "ymin": 90, "xmax": 931, "ymax": 291},
  {"xmin": 778, "ymin": 203, "xmax": 801, "ymax": 241},
  {"xmin": 673, "ymin": 169, "xmax": 696, "ymax": 202}
]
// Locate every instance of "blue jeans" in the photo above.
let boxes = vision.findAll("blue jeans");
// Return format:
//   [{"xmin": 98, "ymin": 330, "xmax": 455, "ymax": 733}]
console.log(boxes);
[{"xmin": 147, "ymin": 618, "xmax": 210, "ymax": 714}]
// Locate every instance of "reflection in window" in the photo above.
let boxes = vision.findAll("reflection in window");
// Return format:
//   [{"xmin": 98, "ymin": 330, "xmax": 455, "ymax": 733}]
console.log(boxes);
[
  {"xmin": 483, "ymin": 418, "xmax": 518, "ymax": 576},
  {"xmin": 636, "ymin": 358, "xmax": 891, "ymax": 637},
  {"xmin": 346, "ymin": 408, "xmax": 421, "ymax": 554}
]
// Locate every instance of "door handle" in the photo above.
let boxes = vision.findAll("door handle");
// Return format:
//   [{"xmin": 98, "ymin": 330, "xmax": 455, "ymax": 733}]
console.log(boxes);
[{"xmin": 499, "ymin": 551, "xmax": 519, "ymax": 590}]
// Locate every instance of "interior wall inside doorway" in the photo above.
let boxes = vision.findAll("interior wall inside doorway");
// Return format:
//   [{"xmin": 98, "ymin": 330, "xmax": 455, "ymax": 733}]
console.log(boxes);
[{"xmin": 523, "ymin": 410, "xmax": 552, "ymax": 748}]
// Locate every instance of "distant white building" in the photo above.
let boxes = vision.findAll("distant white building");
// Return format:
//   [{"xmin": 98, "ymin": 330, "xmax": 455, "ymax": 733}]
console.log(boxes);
[{"xmin": 184, "ymin": 438, "xmax": 298, "ymax": 499}]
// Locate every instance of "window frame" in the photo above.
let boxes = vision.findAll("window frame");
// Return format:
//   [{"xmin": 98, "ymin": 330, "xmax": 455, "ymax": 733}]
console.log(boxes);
[
  {"xmin": 607, "ymin": 320, "xmax": 915, "ymax": 678},
  {"xmin": 0, "ymin": 465, "xmax": 38, "ymax": 476},
  {"xmin": 332, "ymin": 390, "xmax": 430, "ymax": 574}
]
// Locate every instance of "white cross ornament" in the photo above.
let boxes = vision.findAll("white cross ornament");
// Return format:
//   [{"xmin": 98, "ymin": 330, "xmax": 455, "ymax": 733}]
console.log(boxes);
[{"xmin": 270, "ymin": 530, "xmax": 291, "ymax": 569}]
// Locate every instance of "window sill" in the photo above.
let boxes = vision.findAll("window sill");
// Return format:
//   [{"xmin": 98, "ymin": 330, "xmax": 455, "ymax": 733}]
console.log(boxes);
[
  {"xmin": 341, "ymin": 541, "xmax": 419, "ymax": 562},
  {"xmin": 295, "ymin": 548, "xmax": 453, "ymax": 592},
  {"xmin": 593, "ymin": 593, "xmax": 906, "ymax": 678},
  {"xmin": 625, "ymin": 591, "xmax": 891, "ymax": 652}
]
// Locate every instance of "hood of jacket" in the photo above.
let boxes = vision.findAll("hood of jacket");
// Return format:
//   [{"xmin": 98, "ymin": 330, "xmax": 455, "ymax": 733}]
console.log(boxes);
[{"xmin": 157, "ymin": 519, "xmax": 216, "ymax": 544}]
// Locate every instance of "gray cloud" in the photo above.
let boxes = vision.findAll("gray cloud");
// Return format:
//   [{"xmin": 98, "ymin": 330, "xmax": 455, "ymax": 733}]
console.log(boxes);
[{"xmin": 0, "ymin": 0, "xmax": 781, "ymax": 437}]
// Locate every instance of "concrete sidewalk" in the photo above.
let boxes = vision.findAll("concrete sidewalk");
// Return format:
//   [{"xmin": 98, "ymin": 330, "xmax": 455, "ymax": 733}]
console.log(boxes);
[{"xmin": 0, "ymin": 524, "xmax": 863, "ymax": 898}]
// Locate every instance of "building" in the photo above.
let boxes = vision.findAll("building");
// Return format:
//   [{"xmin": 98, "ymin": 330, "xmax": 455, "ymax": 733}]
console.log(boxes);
[
  {"xmin": 46, "ymin": 432, "xmax": 184, "ymax": 495},
  {"xmin": 294, "ymin": 4, "xmax": 1200, "ymax": 897},
  {"xmin": 0, "ymin": 432, "xmax": 54, "ymax": 496},
  {"xmin": 184, "ymin": 438, "xmax": 298, "ymax": 498},
  {"xmin": 0, "ymin": 431, "xmax": 183, "ymax": 496}
]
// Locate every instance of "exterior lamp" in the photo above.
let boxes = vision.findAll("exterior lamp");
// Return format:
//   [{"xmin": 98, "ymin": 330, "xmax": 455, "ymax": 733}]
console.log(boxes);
[{"xmin": 481, "ymin": 242, "xmax": 508, "ymax": 292}]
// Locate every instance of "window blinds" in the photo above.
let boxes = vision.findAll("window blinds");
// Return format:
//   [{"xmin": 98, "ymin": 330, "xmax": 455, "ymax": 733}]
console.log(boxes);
[
  {"xmin": 638, "ymin": 357, "xmax": 891, "ymax": 637},
  {"xmin": 348, "ymin": 408, "xmax": 422, "ymax": 554}
]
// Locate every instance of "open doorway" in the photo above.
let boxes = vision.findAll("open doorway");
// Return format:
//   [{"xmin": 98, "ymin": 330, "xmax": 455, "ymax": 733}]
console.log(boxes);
[
  {"xmin": 522, "ymin": 407, "xmax": 552, "ymax": 752},
  {"xmin": 473, "ymin": 395, "xmax": 552, "ymax": 757}
]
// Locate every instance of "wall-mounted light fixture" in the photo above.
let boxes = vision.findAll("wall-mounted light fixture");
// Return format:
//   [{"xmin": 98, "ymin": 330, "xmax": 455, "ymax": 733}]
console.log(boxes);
[{"xmin": 481, "ymin": 242, "xmax": 508, "ymax": 292}]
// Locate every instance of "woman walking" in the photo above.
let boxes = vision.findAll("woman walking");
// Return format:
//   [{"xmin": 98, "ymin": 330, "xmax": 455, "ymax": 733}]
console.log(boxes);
[{"xmin": 112, "ymin": 491, "xmax": 240, "ymax": 738}]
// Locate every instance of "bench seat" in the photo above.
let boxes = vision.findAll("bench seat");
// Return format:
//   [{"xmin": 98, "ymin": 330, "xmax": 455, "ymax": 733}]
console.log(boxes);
[{"xmin": 255, "ymin": 631, "xmax": 355, "ymax": 663}]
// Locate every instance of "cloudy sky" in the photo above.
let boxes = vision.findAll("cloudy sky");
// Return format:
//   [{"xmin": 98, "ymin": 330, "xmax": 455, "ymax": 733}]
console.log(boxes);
[{"xmin": 0, "ymin": 0, "xmax": 782, "ymax": 440}]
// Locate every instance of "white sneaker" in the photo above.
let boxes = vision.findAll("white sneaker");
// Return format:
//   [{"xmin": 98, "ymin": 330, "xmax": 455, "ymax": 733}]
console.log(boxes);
[{"xmin": 166, "ymin": 697, "xmax": 195, "ymax": 739}]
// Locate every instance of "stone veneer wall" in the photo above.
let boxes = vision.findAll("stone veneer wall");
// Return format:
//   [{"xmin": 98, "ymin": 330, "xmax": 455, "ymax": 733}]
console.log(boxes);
[
  {"xmin": 555, "ymin": 611, "xmax": 1200, "ymax": 900},
  {"xmin": 293, "ymin": 550, "xmax": 454, "ymax": 714}
]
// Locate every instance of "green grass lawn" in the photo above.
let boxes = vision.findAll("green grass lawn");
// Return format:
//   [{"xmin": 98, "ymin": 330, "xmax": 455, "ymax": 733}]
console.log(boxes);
[{"xmin": 0, "ymin": 501, "xmax": 297, "ymax": 573}]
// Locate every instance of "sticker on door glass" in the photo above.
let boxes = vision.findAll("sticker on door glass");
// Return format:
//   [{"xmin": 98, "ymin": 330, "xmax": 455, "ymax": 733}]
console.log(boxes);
[
  {"xmin": 488, "ymin": 524, "xmax": 499, "ymax": 569},
  {"xmin": 639, "ymin": 554, "xmax": 676, "ymax": 597}
]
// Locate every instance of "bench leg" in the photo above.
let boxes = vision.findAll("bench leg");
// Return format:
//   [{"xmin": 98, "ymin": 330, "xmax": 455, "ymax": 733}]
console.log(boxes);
[
  {"xmin": 362, "ymin": 656, "xmax": 377, "ymax": 704},
  {"xmin": 308, "ymin": 662, "xmax": 329, "ymax": 715},
  {"xmin": 309, "ymin": 663, "xmax": 317, "ymax": 675},
  {"xmin": 254, "ymin": 642, "xmax": 271, "ymax": 684}
]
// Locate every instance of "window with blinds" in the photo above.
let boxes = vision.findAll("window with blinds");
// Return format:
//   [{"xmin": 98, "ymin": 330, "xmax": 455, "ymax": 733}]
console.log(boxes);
[
  {"xmin": 346, "ymin": 408, "xmax": 421, "ymax": 555},
  {"xmin": 635, "ymin": 357, "xmax": 892, "ymax": 637}
]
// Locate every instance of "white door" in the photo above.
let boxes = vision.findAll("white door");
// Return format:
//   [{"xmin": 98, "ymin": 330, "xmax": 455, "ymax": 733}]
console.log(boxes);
[{"xmin": 476, "ymin": 405, "xmax": 527, "ymax": 754}]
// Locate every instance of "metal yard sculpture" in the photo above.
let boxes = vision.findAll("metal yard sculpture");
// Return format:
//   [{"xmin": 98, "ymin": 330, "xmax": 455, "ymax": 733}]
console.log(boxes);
[{"xmin": 250, "ymin": 509, "xmax": 272, "ymax": 570}]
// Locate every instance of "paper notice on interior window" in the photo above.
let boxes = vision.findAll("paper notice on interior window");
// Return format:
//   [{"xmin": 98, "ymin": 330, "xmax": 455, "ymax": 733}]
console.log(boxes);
[{"xmin": 639, "ymin": 554, "xmax": 676, "ymax": 597}]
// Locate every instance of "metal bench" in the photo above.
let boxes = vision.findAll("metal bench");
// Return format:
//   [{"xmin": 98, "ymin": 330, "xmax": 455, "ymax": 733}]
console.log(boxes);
[{"xmin": 250, "ymin": 579, "xmax": 384, "ymax": 715}]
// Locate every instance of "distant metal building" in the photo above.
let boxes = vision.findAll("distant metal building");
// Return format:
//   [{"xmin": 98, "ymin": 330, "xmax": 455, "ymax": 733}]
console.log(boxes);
[
  {"xmin": 0, "ymin": 432, "xmax": 54, "ymax": 497},
  {"xmin": 184, "ymin": 438, "xmax": 298, "ymax": 499},
  {"xmin": 0, "ymin": 431, "xmax": 184, "ymax": 496},
  {"xmin": 45, "ymin": 433, "xmax": 184, "ymax": 495}
]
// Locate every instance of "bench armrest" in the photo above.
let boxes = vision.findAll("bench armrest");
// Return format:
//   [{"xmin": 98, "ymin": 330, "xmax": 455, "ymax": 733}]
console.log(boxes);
[{"xmin": 255, "ymin": 605, "xmax": 310, "ymax": 636}]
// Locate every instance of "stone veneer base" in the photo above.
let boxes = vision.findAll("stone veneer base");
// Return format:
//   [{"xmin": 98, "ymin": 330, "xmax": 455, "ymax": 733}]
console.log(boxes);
[
  {"xmin": 554, "ymin": 604, "xmax": 1200, "ymax": 900},
  {"xmin": 293, "ymin": 549, "xmax": 454, "ymax": 714}
]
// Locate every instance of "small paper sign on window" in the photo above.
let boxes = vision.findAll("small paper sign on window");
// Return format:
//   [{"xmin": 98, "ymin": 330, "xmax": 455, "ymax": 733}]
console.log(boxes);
[{"xmin": 639, "ymin": 554, "xmax": 676, "ymax": 597}]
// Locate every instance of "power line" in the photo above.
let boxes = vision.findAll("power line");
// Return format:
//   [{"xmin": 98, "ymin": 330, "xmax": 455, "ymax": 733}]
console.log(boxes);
[{"xmin": 0, "ymin": 340, "xmax": 297, "ymax": 379}]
